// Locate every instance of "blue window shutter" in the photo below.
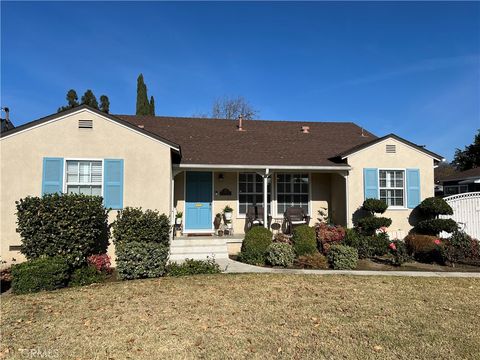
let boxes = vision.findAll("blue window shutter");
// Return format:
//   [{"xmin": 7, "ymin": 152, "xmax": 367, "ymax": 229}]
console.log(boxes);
[
  {"xmin": 42, "ymin": 157, "xmax": 64, "ymax": 195},
  {"xmin": 406, "ymin": 168, "xmax": 421, "ymax": 209},
  {"xmin": 363, "ymin": 168, "xmax": 379, "ymax": 200},
  {"xmin": 104, "ymin": 159, "xmax": 124, "ymax": 209}
]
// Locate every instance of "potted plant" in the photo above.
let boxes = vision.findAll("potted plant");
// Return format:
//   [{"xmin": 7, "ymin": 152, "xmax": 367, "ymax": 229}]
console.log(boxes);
[
  {"xmin": 223, "ymin": 205, "xmax": 233, "ymax": 221},
  {"xmin": 175, "ymin": 211, "xmax": 183, "ymax": 225}
]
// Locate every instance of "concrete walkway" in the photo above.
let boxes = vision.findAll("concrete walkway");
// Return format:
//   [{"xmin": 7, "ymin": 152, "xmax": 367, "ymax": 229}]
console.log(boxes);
[{"xmin": 216, "ymin": 259, "xmax": 480, "ymax": 278}]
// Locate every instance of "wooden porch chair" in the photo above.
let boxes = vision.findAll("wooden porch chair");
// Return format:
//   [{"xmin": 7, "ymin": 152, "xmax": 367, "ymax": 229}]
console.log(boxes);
[
  {"xmin": 283, "ymin": 207, "xmax": 310, "ymax": 234},
  {"xmin": 246, "ymin": 205, "xmax": 272, "ymax": 231}
]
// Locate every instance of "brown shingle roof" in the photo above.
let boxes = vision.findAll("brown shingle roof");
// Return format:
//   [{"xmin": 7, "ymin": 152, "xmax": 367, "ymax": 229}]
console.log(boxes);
[
  {"xmin": 116, "ymin": 115, "xmax": 377, "ymax": 167},
  {"xmin": 441, "ymin": 167, "xmax": 480, "ymax": 182}
]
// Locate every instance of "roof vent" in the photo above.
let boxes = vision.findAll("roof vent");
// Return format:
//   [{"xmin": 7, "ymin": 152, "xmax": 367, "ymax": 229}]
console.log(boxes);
[
  {"xmin": 138, "ymin": 124, "xmax": 145, "ymax": 129},
  {"xmin": 78, "ymin": 119, "xmax": 93, "ymax": 129},
  {"xmin": 237, "ymin": 115, "xmax": 245, "ymax": 131},
  {"xmin": 386, "ymin": 144, "xmax": 396, "ymax": 154},
  {"xmin": 301, "ymin": 126, "xmax": 310, "ymax": 134}
]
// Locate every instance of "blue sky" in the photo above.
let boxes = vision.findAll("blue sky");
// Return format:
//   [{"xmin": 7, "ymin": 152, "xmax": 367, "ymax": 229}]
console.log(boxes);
[{"xmin": 1, "ymin": 1, "xmax": 479, "ymax": 160}]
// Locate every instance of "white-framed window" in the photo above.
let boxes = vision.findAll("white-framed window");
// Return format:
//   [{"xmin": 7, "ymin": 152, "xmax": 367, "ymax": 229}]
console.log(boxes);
[
  {"xmin": 238, "ymin": 173, "xmax": 271, "ymax": 215},
  {"xmin": 379, "ymin": 170, "xmax": 405, "ymax": 207},
  {"xmin": 276, "ymin": 173, "xmax": 309, "ymax": 214},
  {"xmin": 65, "ymin": 160, "xmax": 103, "ymax": 196},
  {"xmin": 444, "ymin": 185, "xmax": 469, "ymax": 196}
]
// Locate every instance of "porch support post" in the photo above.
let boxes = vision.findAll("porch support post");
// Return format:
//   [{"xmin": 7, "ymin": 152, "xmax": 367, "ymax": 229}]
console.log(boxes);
[
  {"xmin": 263, "ymin": 168, "xmax": 270, "ymax": 228},
  {"xmin": 343, "ymin": 171, "xmax": 350, "ymax": 228}
]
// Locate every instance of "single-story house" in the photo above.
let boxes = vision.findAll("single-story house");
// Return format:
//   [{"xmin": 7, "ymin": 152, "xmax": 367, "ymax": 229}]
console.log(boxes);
[
  {"xmin": 440, "ymin": 167, "xmax": 480, "ymax": 196},
  {"xmin": 0, "ymin": 105, "xmax": 442, "ymax": 263}
]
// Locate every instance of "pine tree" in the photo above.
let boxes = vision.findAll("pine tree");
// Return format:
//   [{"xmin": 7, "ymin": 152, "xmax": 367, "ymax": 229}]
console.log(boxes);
[
  {"xmin": 136, "ymin": 74, "xmax": 150, "ymax": 115},
  {"xmin": 66, "ymin": 89, "xmax": 79, "ymax": 108},
  {"xmin": 452, "ymin": 130, "xmax": 480, "ymax": 171},
  {"xmin": 149, "ymin": 96, "xmax": 155, "ymax": 115},
  {"xmin": 81, "ymin": 90, "xmax": 99, "ymax": 109},
  {"xmin": 99, "ymin": 95, "xmax": 110, "ymax": 113}
]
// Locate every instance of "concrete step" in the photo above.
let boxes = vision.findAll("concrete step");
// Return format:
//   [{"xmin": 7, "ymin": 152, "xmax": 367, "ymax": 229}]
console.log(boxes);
[
  {"xmin": 169, "ymin": 237, "xmax": 229, "ymax": 262},
  {"xmin": 171, "ymin": 239, "xmax": 228, "ymax": 247},
  {"xmin": 170, "ymin": 246, "xmax": 228, "ymax": 254},
  {"xmin": 169, "ymin": 252, "xmax": 229, "ymax": 261}
]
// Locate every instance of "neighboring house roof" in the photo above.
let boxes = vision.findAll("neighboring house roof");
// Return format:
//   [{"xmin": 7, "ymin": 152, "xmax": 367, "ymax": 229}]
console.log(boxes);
[
  {"xmin": 117, "ymin": 114, "xmax": 378, "ymax": 167},
  {"xmin": 336, "ymin": 133, "xmax": 443, "ymax": 161},
  {"xmin": 440, "ymin": 167, "xmax": 480, "ymax": 183},
  {"xmin": 0, "ymin": 105, "xmax": 181, "ymax": 151},
  {"xmin": 0, "ymin": 118, "xmax": 14, "ymax": 132}
]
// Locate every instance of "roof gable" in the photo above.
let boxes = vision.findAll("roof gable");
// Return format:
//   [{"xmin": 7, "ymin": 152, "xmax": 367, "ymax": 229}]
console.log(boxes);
[{"xmin": 0, "ymin": 105, "xmax": 180, "ymax": 151}]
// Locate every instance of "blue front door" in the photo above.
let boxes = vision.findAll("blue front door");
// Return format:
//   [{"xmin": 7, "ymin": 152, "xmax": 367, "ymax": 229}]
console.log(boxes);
[{"xmin": 185, "ymin": 172, "xmax": 213, "ymax": 231}]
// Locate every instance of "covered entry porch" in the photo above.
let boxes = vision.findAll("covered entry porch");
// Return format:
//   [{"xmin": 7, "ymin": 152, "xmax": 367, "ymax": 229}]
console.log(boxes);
[{"xmin": 172, "ymin": 165, "xmax": 351, "ymax": 236}]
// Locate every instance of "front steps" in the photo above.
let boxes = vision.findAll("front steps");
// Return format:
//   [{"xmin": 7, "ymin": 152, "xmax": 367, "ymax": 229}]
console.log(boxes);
[{"xmin": 169, "ymin": 238, "xmax": 229, "ymax": 262}]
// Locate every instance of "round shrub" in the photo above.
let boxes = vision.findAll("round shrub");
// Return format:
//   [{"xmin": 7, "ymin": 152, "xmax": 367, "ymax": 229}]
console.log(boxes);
[
  {"xmin": 238, "ymin": 227, "xmax": 273, "ymax": 265},
  {"xmin": 266, "ymin": 243, "xmax": 295, "ymax": 267},
  {"xmin": 115, "ymin": 241, "xmax": 169, "ymax": 280},
  {"xmin": 363, "ymin": 198, "xmax": 388, "ymax": 214},
  {"xmin": 113, "ymin": 207, "xmax": 170, "ymax": 246},
  {"xmin": 343, "ymin": 230, "xmax": 389, "ymax": 259},
  {"xmin": 16, "ymin": 194, "xmax": 109, "ymax": 268},
  {"xmin": 294, "ymin": 253, "xmax": 328, "ymax": 269},
  {"xmin": 444, "ymin": 231, "xmax": 480, "ymax": 265},
  {"xmin": 166, "ymin": 257, "xmax": 221, "ymax": 276},
  {"xmin": 415, "ymin": 218, "xmax": 458, "ymax": 236},
  {"xmin": 356, "ymin": 216, "xmax": 392, "ymax": 235},
  {"xmin": 404, "ymin": 234, "xmax": 444, "ymax": 263},
  {"xmin": 316, "ymin": 223, "xmax": 345, "ymax": 253},
  {"xmin": 292, "ymin": 225, "xmax": 317, "ymax": 256},
  {"xmin": 69, "ymin": 265, "xmax": 105, "ymax": 287},
  {"xmin": 11, "ymin": 256, "xmax": 70, "ymax": 294},
  {"xmin": 418, "ymin": 197, "xmax": 453, "ymax": 217},
  {"xmin": 327, "ymin": 245, "xmax": 358, "ymax": 270}
]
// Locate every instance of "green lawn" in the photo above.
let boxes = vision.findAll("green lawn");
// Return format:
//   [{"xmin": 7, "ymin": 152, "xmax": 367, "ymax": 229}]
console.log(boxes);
[{"xmin": 1, "ymin": 274, "xmax": 479, "ymax": 359}]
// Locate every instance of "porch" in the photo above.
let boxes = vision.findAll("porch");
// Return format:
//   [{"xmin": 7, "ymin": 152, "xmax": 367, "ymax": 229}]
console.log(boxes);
[{"xmin": 172, "ymin": 166, "xmax": 350, "ymax": 237}]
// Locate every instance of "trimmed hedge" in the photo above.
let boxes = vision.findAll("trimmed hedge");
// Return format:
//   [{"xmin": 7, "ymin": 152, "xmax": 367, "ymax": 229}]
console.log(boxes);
[
  {"xmin": 363, "ymin": 198, "xmax": 388, "ymax": 214},
  {"xmin": 343, "ymin": 229, "xmax": 390, "ymax": 258},
  {"xmin": 69, "ymin": 265, "xmax": 105, "ymax": 287},
  {"xmin": 292, "ymin": 225, "xmax": 317, "ymax": 256},
  {"xmin": 11, "ymin": 256, "xmax": 70, "ymax": 294},
  {"xmin": 266, "ymin": 243, "xmax": 295, "ymax": 267},
  {"xmin": 404, "ymin": 234, "xmax": 444, "ymax": 263},
  {"xmin": 115, "ymin": 241, "xmax": 169, "ymax": 280},
  {"xmin": 16, "ymin": 194, "xmax": 109, "ymax": 267},
  {"xmin": 418, "ymin": 197, "xmax": 453, "ymax": 217},
  {"xmin": 327, "ymin": 245, "xmax": 358, "ymax": 270},
  {"xmin": 238, "ymin": 227, "xmax": 273, "ymax": 265},
  {"xmin": 415, "ymin": 218, "xmax": 458, "ymax": 236},
  {"xmin": 112, "ymin": 207, "xmax": 170, "ymax": 246},
  {"xmin": 166, "ymin": 258, "xmax": 221, "ymax": 276}
]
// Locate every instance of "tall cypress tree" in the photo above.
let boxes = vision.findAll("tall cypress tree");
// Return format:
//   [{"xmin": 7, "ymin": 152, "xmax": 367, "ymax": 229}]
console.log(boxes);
[
  {"xmin": 81, "ymin": 90, "xmax": 99, "ymax": 109},
  {"xmin": 136, "ymin": 74, "xmax": 150, "ymax": 115},
  {"xmin": 149, "ymin": 96, "xmax": 155, "ymax": 115},
  {"xmin": 99, "ymin": 95, "xmax": 110, "ymax": 113},
  {"xmin": 66, "ymin": 89, "xmax": 79, "ymax": 108}
]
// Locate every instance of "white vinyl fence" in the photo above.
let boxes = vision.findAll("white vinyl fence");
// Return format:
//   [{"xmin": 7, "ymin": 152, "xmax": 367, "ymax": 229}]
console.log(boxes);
[{"xmin": 440, "ymin": 192, "xmax": 480, "ymax": 240}]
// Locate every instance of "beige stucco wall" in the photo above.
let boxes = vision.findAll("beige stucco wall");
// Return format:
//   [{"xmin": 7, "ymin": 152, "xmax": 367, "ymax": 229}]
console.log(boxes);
[
  {"xmin": 173, "ymin": 171, "xmax": 337, "ymax": 235},
  {"xmin": 0, "ymin": 109, "xmax": 173, "ymax": 264},
  {"xmin": 346, "ymin": 137, "xmax": 435, "ymax": 238}
]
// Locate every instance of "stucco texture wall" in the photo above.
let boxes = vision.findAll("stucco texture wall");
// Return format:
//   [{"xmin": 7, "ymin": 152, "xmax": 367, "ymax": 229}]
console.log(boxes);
[
  {"xmin": 0, "ymin": 109, "xmax": 173, "ymax": 264},
  {"xmin": 346, "ymin": 138, "xmax": 435, "ymax": 238}
]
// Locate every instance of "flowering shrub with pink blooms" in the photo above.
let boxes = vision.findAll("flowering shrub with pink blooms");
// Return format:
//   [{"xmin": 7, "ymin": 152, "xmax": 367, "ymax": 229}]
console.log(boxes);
[
  {"xmin": 388, "ymin": 240, "xmax": 409, "ymax": 266},
  {"xmin": 87, "ymin": 254, "xmax": 112, "ymax": 274}
]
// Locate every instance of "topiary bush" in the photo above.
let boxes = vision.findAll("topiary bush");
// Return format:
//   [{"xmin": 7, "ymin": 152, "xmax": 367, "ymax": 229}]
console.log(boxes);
[
  {"xmin": 112, "ymin": 207, "xmax": 170, "ymax": 246},
  {"xmin": 166, "ymin": 257, "xmax": 221, "ymax": 276},
  {"xmin": 415, "ymin": 219, "xmax": 458, "ymax": 236},
  {"xmin": 363, "ymin": 198, "xmax": 388, "ymax": 214},
  {"xmin": 69, "ymin": 265, "xmax": 105, "ymax": 287},
  {"xmin": 11, "ymin": 256, "xmax": 70, "ymax": 294},
  {"xmin": 238, "ymin": 227, "xmax": 273, "ymax": 265},
  {"xmin": 294, "ymin": 253, "xmax": 328, "ymax": 269},
  {"xmin": 356, "ymin": 198, "xmax": 392, "ymax": 235},
  {"xmin": 266, "ymin": 243, "xmax": 295, "ymax": 267},
  {"xmin": 415, "ymin": 197, "xmax": 457, "ymax": 236},
  {"xmin": 115, "ymin": 241, "xmax": 169, "ymax": 280},
  {"xmin": 16, "ymin": 194, "xmax": 109, "ymax": 268},
  {"xmin": 292, "ymin": 225, "xmax": 317, "ymax": 256},
  {"xmin": 327, "ymin": 245, "xmax": 358, "ymax": 270},
  {"xmin": 404, "ymin": 234, "xmax": 444, "ymax": 263},
  {"xmin": 444, "ymin": 231, "xmax": 480, "ymax": 265},
  {"xmin": 418, "ymin": 197, "xmax": 453, "ymax": 217}
]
